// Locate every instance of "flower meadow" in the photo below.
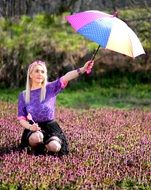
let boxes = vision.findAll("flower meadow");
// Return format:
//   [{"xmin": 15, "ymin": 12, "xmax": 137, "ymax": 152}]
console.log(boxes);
[{"xmin": 0, "ymin": 101, "xmax": 151, "ymax": 190}]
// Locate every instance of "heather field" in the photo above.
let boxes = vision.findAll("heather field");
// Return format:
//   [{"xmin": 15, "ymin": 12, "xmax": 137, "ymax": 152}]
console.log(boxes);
[{"xmin": 0, "ymin": 101, "xmax": 151, "ymax": 190}]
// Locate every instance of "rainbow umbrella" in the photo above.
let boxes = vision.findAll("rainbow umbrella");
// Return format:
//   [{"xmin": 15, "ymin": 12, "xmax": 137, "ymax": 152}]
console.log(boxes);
[{"xmin": 66, "ymin": 10, "xmax": 145, "ymax": 59}]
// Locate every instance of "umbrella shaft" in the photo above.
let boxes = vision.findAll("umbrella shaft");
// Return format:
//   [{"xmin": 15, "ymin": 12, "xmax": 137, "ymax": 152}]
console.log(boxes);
[{"xmin": 91, "ymin": 45, "xmax": 100, "ymax": 60}]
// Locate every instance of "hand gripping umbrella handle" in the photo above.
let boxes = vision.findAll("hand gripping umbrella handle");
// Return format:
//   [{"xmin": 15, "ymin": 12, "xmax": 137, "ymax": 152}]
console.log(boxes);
[
  {"xmin": 86, "ymin": 63, "xmax": 93, "ymax": 74},
  {"xmin": 86, "ymin": 45, "xmax": 100, "ymax": 74}
]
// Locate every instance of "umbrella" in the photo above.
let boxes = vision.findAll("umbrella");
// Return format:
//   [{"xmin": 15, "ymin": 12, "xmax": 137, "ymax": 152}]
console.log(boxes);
[{"xmin": 66, "ymin": 10, "xmax": 145, "ymax": 60}]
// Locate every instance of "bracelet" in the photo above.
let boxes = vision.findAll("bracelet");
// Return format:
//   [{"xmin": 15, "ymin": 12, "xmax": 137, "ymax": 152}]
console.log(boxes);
[{"xmin": 77, "ymin": 68, "xmax": 82, "ymax": 75}]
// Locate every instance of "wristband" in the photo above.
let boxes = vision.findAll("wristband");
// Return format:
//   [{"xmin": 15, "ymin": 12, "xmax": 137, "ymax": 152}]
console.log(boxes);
[{"xmin": 77, "ymin": 68, "xmax": 82, "ymax": 75}]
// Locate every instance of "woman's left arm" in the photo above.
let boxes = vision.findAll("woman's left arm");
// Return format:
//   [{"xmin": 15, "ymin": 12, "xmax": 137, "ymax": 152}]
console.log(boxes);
[{"xmin": 62, "ymin": 60, "xmax": 94, "ymax": 82}]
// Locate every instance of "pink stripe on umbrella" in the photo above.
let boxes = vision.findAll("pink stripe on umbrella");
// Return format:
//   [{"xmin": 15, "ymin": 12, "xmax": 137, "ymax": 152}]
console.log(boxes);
[{"xmin": 66, "ymin": 10, "xmax": 112, "ymax": 31}]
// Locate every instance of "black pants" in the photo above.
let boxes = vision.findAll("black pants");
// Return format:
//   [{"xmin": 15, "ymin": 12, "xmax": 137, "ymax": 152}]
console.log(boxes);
[{"xmin": 20, "ymin": 120, "xmax": 69, "ymax": 156}]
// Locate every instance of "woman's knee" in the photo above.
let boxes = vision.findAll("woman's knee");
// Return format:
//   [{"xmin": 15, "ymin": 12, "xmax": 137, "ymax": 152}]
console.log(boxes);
[
  {"xmin": 29, "ymin": 131, "xmax": 44, "ymax": 147},
  {"xmin": 45, "ymin": 136, "xmax": 61, "ymax": 152}
]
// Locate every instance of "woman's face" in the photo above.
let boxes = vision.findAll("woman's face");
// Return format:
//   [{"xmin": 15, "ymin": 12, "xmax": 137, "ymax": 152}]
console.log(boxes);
[{"xmin": 30, "ymin": 64, "xmax": 46, "ymax": 85}]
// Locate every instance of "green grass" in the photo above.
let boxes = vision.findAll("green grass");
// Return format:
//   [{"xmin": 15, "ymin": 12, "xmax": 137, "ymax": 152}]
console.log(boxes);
[
  {"xmin": 116, "ymin": 178, "xmax": 151, "ymax": 190},
  {"xmin": 57, "ymin": 83, "xmax": 151, "ymax": 109},
  {"xmin": 0, "ymin": 88, "xmax": 22, "ymax": 102},
  {"xmin": 1, "ymin": 81, "xmax": 151, "ymax": 110}
]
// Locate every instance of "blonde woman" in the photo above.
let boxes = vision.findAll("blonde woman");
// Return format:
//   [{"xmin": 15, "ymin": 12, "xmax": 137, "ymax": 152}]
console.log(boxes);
[{"xmin": 18, "ymin": 60, "xmax": 94, "ymax": 156}]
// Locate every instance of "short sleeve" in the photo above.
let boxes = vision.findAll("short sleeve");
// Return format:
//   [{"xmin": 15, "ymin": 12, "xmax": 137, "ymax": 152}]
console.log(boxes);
[
  {"xmin": 47, "ymin": 77, "xmax": 68, "ymax": 96},
  {"xmin": 17, "ymin": 92, "xmax": 27, "ymax": 120}
]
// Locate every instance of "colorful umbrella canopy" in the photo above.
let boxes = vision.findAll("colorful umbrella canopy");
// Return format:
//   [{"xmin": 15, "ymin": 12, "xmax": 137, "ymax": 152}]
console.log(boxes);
[{"xmin": 66, "ymin": 10, "xmax": 145, "ymax": 58}]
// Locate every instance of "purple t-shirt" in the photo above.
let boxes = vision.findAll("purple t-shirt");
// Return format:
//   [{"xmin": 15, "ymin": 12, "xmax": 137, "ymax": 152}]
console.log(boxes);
[{"xmin": 18, "ymin": 78, "xmax": 66, "ymax": 123}]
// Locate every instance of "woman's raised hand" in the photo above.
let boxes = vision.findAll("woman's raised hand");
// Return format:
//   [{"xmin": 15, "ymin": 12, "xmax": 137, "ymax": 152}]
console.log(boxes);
[{"xmin": 83, "ymin": 60, "xmax": 94, "ymax": 74}]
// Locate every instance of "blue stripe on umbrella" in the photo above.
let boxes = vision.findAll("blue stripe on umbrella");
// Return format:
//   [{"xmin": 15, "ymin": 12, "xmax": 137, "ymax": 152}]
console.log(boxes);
[{"xmin": 78, "ymin": 18, "xmax": 113, "ymax": 48}]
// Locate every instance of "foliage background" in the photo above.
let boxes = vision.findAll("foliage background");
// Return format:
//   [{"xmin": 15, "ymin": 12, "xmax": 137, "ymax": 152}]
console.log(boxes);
[{"xmin": 0, "ymin": 1, "xmax": 151, "ymax": 88}]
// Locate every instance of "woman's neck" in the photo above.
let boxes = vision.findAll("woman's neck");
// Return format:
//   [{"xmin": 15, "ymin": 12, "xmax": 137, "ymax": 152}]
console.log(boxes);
[{"xmin": 31, "ymin": 83, "xmax": 42, "ymax": 90}]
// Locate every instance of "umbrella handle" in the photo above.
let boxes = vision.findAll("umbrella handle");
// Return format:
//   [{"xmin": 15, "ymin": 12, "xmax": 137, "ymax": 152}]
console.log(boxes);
[
  {"xmin": 86, "ymin": 45, "xmax": 100, "ymax": 74},
  {"xmin": 91, "ymin": 45, "xmax": 100, "ymax": 61}
]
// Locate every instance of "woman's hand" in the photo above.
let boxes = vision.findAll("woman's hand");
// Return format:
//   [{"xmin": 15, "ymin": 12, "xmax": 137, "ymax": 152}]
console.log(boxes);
[
  {"xmin": 81, "ymin": 60, "xmax": 94, "ymax": 74},
  {"xmin": 29, "ymin": 123, "xmax": 41, "ymax": 131}
]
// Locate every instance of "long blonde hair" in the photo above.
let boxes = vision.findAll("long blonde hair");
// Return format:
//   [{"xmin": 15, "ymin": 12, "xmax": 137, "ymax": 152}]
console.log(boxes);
[{"xmin": 25, "ymin": 60, "xmax": 48, "ymax": 103}]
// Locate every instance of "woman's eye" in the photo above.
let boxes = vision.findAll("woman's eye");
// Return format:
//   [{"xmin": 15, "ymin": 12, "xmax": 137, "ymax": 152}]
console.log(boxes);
[{"xmin": 34, "ymin": 69, "xmax": 44, "ymax": 73}]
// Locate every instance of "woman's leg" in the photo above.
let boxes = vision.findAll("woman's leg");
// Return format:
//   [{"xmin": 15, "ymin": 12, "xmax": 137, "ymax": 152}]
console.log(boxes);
[
  {"xmin": 45, "ymin": 136, "xmax": 61, "ymax": 152},
  {"xmin": 28, "ymin": 131, "xmax": 44, "ymax": 147},
  {"xmin": 40, "ymin": 120, "xmax": 69, "ymax": 156}
]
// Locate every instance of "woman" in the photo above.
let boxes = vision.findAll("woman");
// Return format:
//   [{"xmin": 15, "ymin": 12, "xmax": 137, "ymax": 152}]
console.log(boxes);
[{"xmin": 18, "ymin": 60, "xmax": 94, "ymax": 156}]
